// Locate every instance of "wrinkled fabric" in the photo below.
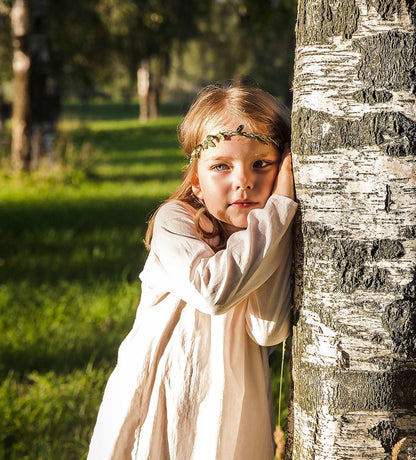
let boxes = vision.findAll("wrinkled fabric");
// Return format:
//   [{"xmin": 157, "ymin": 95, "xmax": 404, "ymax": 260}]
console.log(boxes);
[{"xmin": 87, "ymin": 194, "xmax": 298, "ymax": 460}]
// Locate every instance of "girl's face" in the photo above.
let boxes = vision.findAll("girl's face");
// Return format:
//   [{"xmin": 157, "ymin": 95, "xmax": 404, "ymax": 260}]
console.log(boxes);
[{"xmin": 191, "ymin": 124, "xmax": 280, "ymax": 234}]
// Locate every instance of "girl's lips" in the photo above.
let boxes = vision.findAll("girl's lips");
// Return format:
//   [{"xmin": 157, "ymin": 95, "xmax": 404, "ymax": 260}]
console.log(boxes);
[{"xmin": 231, "ymin": 200, "xmax": 258, "ymax": 208}]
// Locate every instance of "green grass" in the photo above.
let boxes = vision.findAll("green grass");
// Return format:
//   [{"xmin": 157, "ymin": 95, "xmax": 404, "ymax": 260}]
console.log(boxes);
[{"xmin": 0, "ymin": 102, "xmax": 290, "ymax": 459}]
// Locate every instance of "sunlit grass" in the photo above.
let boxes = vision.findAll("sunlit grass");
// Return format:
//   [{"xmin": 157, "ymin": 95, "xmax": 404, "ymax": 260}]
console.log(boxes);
[
  {"xmin": 0, "ymin": 365, "xmax": 111, "ymax": 459},
  {"xmin": 0, "ymin": 105, "xmax": 184, "ymax": 459}
]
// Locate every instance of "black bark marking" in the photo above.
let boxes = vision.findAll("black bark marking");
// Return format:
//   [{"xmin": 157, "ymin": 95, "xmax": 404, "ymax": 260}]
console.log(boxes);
[
  {"xmin": 303, "ymin": 223, "xmax": 392, "ymax": 293},
  {"xmin": 403, "ymin": 268, "xmax": 416, "ymax": 299},
  {"xmin": 392, "ymin": 269, "xmax": 416, "ymax": 364},
  {"xmin": 372, "ymin": 333, "xmax": 384, "ymax": 344},
  {"xmin": 292, "ymin": 109, "xmax": 416, "ymax": 157},
  {"xmin": 374, "ymin": 0, "xmax": 400, "ymax": 20},
  {"xmin": 296, "ymin": 0, "xmax": 360, "ymax": 45},
  {"xmin": 365, "ymin": 0, "xmax": 416, "ymax": 24},
  {"xmin": 409, "ymin": 0, "xmax": 416, "ymax": 25},
  {"xmin": 368, "ymin": 420, "xmax": 401, "ymax": 453},
  {"xmin": 370, "ymin": 239, "xmax": 405, "ymax": 260},
  {"xmin": 336, "ymin": 343, "xmax": 350, "ymax": 369},
  {"xmin": 352, "ymin": 88, "xmax": 393, "ymax": 105},
  {"xmin": 293, "ymin": 209, "xmax": 305, "ymax": 329},
  {"xmin": 383, "ymin": 299, "xmax": 416, "ymax": 358},
  {"xmin": 354, "ymin": 31, "xmax": 416, "ymax": 93},
  {"xmin": 385, "ymin": 185, "xmax": 392, "ymax": 213},
  {"xmin": 332, "ymin": 239, "xmax": 388, "ymax": 293},
  {"xmin": 400, "ymin": 225, "xmax": 416, "ymax": 239}
]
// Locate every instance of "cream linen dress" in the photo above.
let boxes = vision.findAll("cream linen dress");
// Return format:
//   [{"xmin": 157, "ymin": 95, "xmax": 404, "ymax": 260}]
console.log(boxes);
[{"xmin": 87, "ymin": 194, "xmax": 298, "ymax": 460}]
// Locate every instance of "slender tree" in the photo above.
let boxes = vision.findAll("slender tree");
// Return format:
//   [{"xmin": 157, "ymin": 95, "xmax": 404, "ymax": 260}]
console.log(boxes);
[
  {"xmin": 9, "ymin": 0, "xmax": 53, "ymax": 171},
  {"xmin": 10, "ymin": 0, "xmax": 30, "ymax": 171},
  {"xmin": 137, "ymin": 59, "xmax": 150, "ymax": 122},
  {"xmin": 287, "ymin": 1, "xmax": 416, "ymax": 458}
]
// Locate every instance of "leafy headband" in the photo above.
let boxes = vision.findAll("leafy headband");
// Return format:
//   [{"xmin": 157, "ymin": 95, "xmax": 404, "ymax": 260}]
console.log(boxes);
[{"xmin": 189, "ymin": 124, "xmax": 281, "ymax": 162}]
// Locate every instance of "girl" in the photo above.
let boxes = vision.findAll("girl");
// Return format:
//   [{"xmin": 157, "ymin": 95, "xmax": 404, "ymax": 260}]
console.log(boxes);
[{"xmin": 87, "ymin": 83, "xmax": 297, "ymax": 460}]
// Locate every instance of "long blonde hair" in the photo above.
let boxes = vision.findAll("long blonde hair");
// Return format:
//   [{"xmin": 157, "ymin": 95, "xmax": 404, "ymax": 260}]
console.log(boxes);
[{"xmin": 144, "ymin": 82, "xmax": 290, "ymax": 251}]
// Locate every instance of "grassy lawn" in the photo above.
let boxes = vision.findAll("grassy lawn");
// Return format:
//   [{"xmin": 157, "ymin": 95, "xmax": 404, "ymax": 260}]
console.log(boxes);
[{"xmin": 0, "ymin": 103, "xmax": 290, "ymax": 459}]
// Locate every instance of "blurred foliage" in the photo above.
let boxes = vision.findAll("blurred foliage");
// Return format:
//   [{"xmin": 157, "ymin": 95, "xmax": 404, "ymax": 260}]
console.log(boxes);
[
  {"xmin": 94, "ymin": 0, "xmax": 211, "ymax": 77},
  {"xmin": 0, "ymin": 10, "xmax": 12, "ymax": 83},
  {"xmin": 0, "ymin": 0, "xmax": 296, "ymax": 102},
  {"xmin": 165, "ymin": 0, "xmax": 297, "ymax": 104},
  {"xmin": 47, "ymin": 0, "xmax": 113, "ymax": 94},
  {"xmin": 47, "ymin": 0, "xmax": 212, "ymax": 98}
]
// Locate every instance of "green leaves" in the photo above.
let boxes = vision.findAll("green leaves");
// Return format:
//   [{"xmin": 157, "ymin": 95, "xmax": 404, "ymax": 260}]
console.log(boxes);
[{"xmin": 188, "ymin": 124, "xmax": 281, "ymax": 162}]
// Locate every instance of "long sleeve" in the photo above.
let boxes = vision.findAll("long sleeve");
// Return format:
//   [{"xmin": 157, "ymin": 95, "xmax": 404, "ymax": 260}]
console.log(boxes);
[
  {"xmin": 244, "ymin": 224, "xmax": 294, "ymax": 346},
  {"xmin": 146, "ymin": 194, "xmax": 298, "ymax": 316}
]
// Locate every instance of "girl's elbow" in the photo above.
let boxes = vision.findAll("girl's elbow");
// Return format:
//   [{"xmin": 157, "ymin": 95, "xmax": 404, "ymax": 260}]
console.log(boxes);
[
  {"xmin": 246, "ymin": 319, "xmax": 292, "ymax": 346},
  {"xmin": 252, "ymin": 331, "xmax": 289, "ymax": 347}
]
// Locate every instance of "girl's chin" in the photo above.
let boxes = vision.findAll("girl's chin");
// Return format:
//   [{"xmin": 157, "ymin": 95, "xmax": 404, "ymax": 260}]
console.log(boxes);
[{"xmin": 223, "ymin": 220, "xmax": 247, "ymax": 235}]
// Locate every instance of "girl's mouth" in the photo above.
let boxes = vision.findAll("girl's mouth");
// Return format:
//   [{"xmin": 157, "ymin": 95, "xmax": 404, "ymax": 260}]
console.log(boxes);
[{"xmin": 231, "ymin": 200, "xmax": 257, "ymax": 208}]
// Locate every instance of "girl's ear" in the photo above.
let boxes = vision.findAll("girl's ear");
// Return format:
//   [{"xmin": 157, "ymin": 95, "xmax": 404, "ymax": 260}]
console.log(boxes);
[{"xmin": 191, "ymin": 174, "xmax": 203, "ymax": 200}]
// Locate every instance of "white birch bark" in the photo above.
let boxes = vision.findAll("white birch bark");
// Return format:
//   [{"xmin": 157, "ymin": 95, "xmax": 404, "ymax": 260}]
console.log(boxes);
[
  {"xmin": 137, "ymin": 60, "xmax": 150, "ymax": 123},
  {"xmin": 287, "ymin": 1, "xmax": 416, "ymax": 458}
]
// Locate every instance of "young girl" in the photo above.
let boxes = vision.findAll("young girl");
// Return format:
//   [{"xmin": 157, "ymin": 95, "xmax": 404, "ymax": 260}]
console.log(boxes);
[{"xmin": 87, "ymin": 83, "xmax": 297, "ymax": 460}]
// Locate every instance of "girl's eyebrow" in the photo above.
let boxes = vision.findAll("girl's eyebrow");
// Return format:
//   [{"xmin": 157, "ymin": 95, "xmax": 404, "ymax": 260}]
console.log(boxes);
[
  {"xmin": 204, "ymin": 150, "xmax": 279, "ymax": 162},
  {"xmin": 204, "ymin": 154, "xmax": 232, "ymax": 162}
]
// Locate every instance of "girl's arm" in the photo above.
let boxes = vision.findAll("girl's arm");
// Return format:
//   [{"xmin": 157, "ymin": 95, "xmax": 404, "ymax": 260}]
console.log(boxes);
[
  {"xmin": 244, "ymin": 226, "xmax": 293, "ymax": 346},
  {"xmin": 149, "ymin": 194, "xmax": 297, "ymax": 316}
]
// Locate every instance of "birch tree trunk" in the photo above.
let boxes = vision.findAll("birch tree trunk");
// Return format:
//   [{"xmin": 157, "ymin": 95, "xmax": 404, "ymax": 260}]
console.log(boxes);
[
  {"xmin": 287, "ymin": 1, "xmax": 416, "ymax": 459},
  {"xmin": 11, "ymin": 0, "xmax": 31, "ymax": 171},
  {"xmin": 137, "ymin": 60, "xmax": 150, "ymax": 123}
]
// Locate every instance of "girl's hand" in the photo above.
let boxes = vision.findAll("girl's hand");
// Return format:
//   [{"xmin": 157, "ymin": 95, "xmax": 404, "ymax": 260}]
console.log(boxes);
[{"xmin": 273, "ymin": 145, "xmax": 295, "ymax": 200}]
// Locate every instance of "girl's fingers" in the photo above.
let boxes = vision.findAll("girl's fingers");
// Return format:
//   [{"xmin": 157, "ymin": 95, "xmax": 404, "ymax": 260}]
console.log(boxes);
[
  {"xmin": 279, "ymin": 146, "xmax": 292, "ymax": 171},
  {"xmin": 273, "ymin": 148, "xmax": 295, "ymax": 200}
]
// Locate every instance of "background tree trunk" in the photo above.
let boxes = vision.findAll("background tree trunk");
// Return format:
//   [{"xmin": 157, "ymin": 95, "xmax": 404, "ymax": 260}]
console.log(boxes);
[
  {"xmin": 137, "ymin": 56, "xmax": 165, "ymax": 121},
  {"xmin": 137, "ymin": 59, "xmax": 150, "ymax": 123},
  {"xmin": 287, "ymin": 1, "xmax": 416, "ymax": 459},
  {"xmin": 11, "ymin": 0, "xmax": 31, "ymax": 171},
  {"xmin": 10, "ymin": 0, "xmax": 51, "ymax": 171}
]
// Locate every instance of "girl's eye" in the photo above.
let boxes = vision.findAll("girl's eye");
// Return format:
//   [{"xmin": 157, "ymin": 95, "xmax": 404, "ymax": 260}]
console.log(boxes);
[
  {"xmin": 212, "ymin": 164, "xmax": 229, "ymax": 172},
  {"xmin": 253, "ymin": 159, "xmax": 271, "ymax": 169}
]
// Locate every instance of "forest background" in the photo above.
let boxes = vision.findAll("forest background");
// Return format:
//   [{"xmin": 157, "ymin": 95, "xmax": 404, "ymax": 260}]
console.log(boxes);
[{"xmin": 0, "ymin": 0, "xmax": 297, "ymax": 458}]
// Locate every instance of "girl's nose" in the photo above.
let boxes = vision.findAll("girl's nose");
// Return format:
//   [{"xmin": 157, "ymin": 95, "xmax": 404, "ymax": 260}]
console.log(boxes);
[{"xmin": 233, "ymin": 167, "xmax": 253, "ymax": 190}]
